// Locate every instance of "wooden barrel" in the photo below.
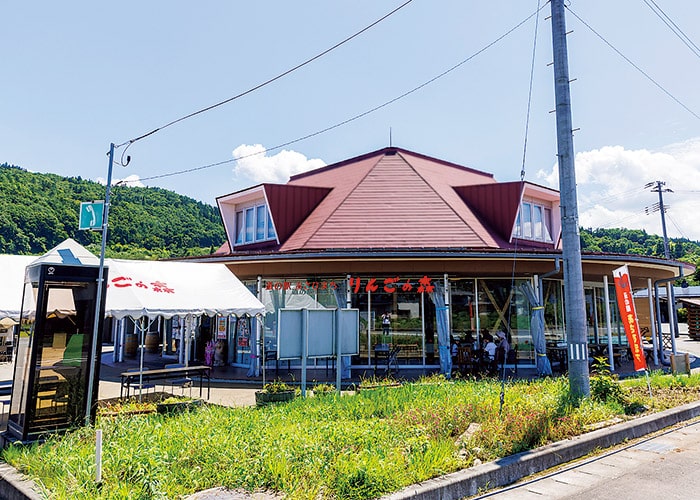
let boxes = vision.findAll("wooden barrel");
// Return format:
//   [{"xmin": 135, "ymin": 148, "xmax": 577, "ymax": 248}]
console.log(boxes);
[
  {"xmin": 145, "ymin": 332, "xmax": 160, "ymax": 353},
  {"xmin": 124, "ymin": 334, "xmax": 137, "ymax": 358}
]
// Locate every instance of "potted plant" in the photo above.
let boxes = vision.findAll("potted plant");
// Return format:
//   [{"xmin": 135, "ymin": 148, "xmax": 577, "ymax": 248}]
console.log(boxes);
[
  {"xmin": 255, "ymin": 379, "xmax": 296, "ymax": 406},
  {"xmin": 312, "ymin": 382, "xmax": 336, "ymax": 397},
  {"xmin": 156, "ymin": 396, "xmax": 203, "ymax": 415}
]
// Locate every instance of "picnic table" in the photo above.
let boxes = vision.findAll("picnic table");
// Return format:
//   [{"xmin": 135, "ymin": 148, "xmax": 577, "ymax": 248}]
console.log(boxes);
[{"xmin": 120, "ymin": 365, "xmax": 211, "ymax": 399}]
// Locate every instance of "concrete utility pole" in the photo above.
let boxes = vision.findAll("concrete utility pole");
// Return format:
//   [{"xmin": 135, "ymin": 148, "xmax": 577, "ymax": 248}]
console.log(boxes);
[
  {"xmin": 550, "ymin": 0, "xmax": 590, "ymax": 398},
  {"xmin": 646, "ymin": 180, "xmax": 679, "ymax": 342}
]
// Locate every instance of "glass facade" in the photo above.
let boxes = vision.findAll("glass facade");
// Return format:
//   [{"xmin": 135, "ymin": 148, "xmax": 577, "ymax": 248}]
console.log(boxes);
[{"xmin": 234, "ymin": 274, "xmax": 629, "ymax": 370}]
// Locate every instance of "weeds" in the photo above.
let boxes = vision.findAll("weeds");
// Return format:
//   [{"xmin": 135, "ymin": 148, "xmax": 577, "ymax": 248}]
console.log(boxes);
[{"xmin": 3, "ymin": 374, "xmax": 700, "ymax": 499}]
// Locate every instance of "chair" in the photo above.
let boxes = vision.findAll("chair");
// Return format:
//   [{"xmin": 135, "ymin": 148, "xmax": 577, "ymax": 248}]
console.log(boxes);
[
  {"xmin": 52, "ymin": 382, "xmax": 70, "ymax": 413},
  {"xmin": 36, "ymin": 375, "xmax": 60, "ymax": 411},
  {"xmin": 506, "ymin": 348, "xmax": 518, "ymax": 375},
  {"xmin": 164, "ymin": 363, "xmax": 192, "ymax": 396},
  {"xmin": 386, "ymin": 346, "xmax": 401, "ymax": 374},
  {"xmin": 126, "ymin": 368, "xmax": 156, "ymax": 396},
  {"xmin": 456, "ymin": 346, "xmax": 474, "ymax": 375}
]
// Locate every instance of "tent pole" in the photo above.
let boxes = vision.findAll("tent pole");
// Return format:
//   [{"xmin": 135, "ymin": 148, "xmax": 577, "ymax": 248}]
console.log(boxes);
[{"xmin": 138, "ymin": 317, "xmax": 145, "ymax": 402}]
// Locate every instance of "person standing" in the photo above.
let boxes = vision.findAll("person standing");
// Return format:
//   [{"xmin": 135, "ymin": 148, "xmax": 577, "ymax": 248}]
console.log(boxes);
[{"xmin": 381, "ymin": 311, "xmax": 392, "ymax": 336}]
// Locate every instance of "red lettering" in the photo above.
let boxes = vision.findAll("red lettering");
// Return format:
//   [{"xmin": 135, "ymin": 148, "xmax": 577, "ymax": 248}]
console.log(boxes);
[
  {"xmin": 417, "ymin": 276, "xmax": 434, "ymax": 293},
  {"xmin": 383, "ymin": 276, "xmax": 400, "ymax": 293}
]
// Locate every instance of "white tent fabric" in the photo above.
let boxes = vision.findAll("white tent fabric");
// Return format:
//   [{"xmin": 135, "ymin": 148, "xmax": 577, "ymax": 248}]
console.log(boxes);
[
  {"xmin": 1, "ymin": 239, "xmax": 265, "ymax": 322},
  {"xmin": 105, "ymin": 258, "xmax": 264, "ymax": 319},
  {"xmin": 0, "ymin": 255, "xmax": 36, "ymax": 322}
]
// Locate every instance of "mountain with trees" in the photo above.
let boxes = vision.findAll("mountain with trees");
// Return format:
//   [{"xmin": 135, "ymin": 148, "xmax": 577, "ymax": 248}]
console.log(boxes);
[
  {"xmin": 0, "ymin": 163, "xmax": 225, "ymax": 259},
  {"xmin": 579, "ymin": 227, "xmax": 700, "ymax": 283}
]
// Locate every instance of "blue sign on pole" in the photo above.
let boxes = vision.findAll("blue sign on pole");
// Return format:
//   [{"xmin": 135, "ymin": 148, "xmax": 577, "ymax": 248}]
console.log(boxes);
[{"xmin": 79, "ymin": 201, "xmax": 105, "ymax": 231}]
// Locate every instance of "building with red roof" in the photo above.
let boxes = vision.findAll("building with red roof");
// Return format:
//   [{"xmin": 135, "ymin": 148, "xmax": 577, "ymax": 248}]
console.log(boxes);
[{"xmin": 200, "ymin": 147, "xmax": 689, "ymax": 374}]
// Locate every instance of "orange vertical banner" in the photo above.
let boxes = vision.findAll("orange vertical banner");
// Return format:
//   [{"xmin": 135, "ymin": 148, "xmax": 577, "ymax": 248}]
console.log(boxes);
[{"xmin": 612, "ymin": 265, "xmax": 647, "ymax": 372}]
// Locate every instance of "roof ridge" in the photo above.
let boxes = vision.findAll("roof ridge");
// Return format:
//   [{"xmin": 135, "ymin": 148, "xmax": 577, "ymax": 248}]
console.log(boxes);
[{"xmin": 290, "ymin": 152, "xmax": 386, "ymax": 249}]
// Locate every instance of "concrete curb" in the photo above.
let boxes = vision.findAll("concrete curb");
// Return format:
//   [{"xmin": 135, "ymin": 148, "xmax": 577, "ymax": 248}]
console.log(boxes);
[
  {"xmin": 0, "ymin": 462, "xmax": 44, "ymax": 500},
  {"xmin": 381, "ymin": 400, "xmax": 700, "ymax": 500}
]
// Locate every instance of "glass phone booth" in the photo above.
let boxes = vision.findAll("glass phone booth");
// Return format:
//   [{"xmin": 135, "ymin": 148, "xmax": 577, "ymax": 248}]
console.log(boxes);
[{"xmin": 3, "ymin": 261, "xmax": 107, "ymax": 444}]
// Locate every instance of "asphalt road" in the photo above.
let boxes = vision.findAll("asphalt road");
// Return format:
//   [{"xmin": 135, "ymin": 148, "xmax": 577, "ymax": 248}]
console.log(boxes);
[{"xmin": 474, "ymin": 418, "xmax": 700, "ymax": 499}]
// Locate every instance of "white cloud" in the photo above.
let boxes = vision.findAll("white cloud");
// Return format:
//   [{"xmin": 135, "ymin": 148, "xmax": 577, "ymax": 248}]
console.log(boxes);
[
  {"xmin": 231, "ymin": 144, "xmax": 326, "ymax": 183},
  {"xmin": 95, "ymin": 174, "xmax": 145, "ymax": 188},
  {"xmin": 536, "ymin": 138, "xmax": 700, "ymax": 241}
]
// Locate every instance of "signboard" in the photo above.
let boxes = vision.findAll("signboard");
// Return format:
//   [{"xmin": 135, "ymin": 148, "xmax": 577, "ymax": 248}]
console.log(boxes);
[
  {"xmin": 277, "ymin": 308, "xmax": 360, "ymax": 360},
  {"xmin": 306, "ymin": 309, "xmax": 335, "ymax": 358},
  {"xmin": 217, "ymin": 316, "xmax": 227, "ymax": 340},
  {"xmin": 79, "ymin": 201, "xmax": 104, "ymax": 231}
]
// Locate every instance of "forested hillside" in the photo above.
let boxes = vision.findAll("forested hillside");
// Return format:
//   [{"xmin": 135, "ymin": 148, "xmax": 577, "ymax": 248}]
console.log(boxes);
[
  {"xmin": 0, "ymin": 163, "xmax": 225, "ymax": 259},
  {"xmin": 580, "ymin": 227, "xmax": 700, "ymax": 283}
]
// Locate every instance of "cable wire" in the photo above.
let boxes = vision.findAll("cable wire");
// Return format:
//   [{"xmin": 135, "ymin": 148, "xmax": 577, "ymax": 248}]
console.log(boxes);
[
  {"xmin": 519, "ymin": 0, "xmax": 543, "ymax": 181},
  {"xmin": 642, "ymin": 0, "xmax": 700, "ymax": 59},
  {"xmin": 502, "ymin": 0, "xmax": 544, "ymax": 416},
  {"xmin": 126, "ymin": 6, "xmax": 547, "ymax": 185},
  {"xmin": 116, "ymin": 0, "xmax": 414, "ymax": 150},
  {"xmin": 566, "ymin": 5, "xmax": 700, "ymax": 121}
]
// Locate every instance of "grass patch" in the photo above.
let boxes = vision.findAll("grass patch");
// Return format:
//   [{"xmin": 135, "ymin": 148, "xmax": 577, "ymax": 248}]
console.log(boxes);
[{"xmin": 3, "ymin": 374, "xmax": 700, "ymax": 499}]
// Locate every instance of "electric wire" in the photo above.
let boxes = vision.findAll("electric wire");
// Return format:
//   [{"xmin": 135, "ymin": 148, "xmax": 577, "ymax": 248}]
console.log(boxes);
[
  {"xmin": 667, "ymin": 213, "xmax": 688, "ymax": 240},
  {"xmin": 115, "ymin": 0, "xmax": 414, "ymax": 152},
  {"xmin": 642, "ymin": 0, "xmax": 700, "ymax": 59},
  {"xmin": 502, "ymin": 0, "xmax": 544, "ymax": 416},
  {"xmin": 566, "ymin": 5, "xmax": 700, "ymax": 121},
  {"xmin": 123, "ymin": 6, "xmax": 547, "ymax": 185}
]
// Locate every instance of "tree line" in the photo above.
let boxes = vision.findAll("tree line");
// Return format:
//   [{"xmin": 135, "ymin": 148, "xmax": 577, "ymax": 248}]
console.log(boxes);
[
  {"xmin": 2, "ymin": 163, "xmax": 698, "ymax": 284},
  {"xmin": 0, "ymin": 163, "xmax": 225, "ymax": 259}
]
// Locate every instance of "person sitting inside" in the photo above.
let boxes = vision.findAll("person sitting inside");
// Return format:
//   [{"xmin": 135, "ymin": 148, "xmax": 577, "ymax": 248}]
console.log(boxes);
[
  {"xmin": 482, "ymin": 333, "xmax": 497, "ymax": 374},
  {"xmin": 450, "ymin": 335, "xmax": 459, "ymax": 366},
  {"xmin": 495, "ymin": 331, "xmax": 510, "ymax": 366}
]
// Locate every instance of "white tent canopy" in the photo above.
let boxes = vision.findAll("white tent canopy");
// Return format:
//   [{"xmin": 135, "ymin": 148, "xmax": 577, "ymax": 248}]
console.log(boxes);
[
  {"xmin": 105, "ymin": 258, "xmax": 264, "ymax": 319},
  {"xmin": 0, "ymin": 239, "xmax": 265, "ymax": 322}
]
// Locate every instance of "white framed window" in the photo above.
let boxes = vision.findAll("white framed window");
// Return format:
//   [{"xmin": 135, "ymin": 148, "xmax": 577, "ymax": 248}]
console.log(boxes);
[
  {"xmin": 513, "ymin": 201, "xmax": 553, "ymax": 243},
  {"xmin": 235, "ymin": 204, "xmax": 276, "ymax": 246}
]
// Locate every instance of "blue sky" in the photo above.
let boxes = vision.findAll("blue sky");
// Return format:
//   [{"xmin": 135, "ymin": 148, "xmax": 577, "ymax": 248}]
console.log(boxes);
[{"xmin": 2, "ymin": 1, "xmax": 700, "ymax": 240}]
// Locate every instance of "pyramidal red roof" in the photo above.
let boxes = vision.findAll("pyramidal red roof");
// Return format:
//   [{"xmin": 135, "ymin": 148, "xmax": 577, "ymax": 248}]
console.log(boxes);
[{"xmin": 277, "ymin": 147, "xmax": 512, "ymax": 251}]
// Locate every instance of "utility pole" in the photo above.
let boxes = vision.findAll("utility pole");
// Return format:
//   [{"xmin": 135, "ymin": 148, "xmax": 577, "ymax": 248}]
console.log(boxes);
[
  {"xmin": 645, "ymin": 181, "xmax": 672, "ymax": 259},
  {"xmin": 645, "ymin": 180, "xmax": 679, "ymax": 344},
  {"xmin": 550, "ymin": 0, "xmax": 590, "ymax": 398}
]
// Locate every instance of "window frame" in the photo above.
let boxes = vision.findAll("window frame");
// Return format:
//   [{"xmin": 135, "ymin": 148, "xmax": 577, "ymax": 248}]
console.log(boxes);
[
  {"xmin": 234, "ymin": 203, "xmax": 276, "ymax": 247},
  {"xmin": 513, "ymin": 200, "xmax": 553, "ymax": 243}
]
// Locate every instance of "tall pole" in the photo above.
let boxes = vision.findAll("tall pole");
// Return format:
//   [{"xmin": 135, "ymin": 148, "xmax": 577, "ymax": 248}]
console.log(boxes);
[
  {"xmin": 648, "ymin": 180, "xmax": 679, "ymax": 340},
  {"xmin": 85, "ymin": 142, "xmax": 115, "ymax": 425},
  {"xmin": 550, "ymin": 0, "xmax": 590, "ymax": 398}
]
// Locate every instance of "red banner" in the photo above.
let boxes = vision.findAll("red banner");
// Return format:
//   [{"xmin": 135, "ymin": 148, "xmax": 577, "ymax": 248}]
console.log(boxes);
[{"xmin": 612, "ymin": 265, "xmax": 647, "ymax": 371}]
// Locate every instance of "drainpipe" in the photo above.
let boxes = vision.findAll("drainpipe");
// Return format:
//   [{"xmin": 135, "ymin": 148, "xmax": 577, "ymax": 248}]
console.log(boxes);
[
  {"xmin": 537, "ymin": 258, "xmax": 561, "ymax": 304},
  {"xmin": 653, "ymin": 265, "xmax": 684, "ymax": 364}
]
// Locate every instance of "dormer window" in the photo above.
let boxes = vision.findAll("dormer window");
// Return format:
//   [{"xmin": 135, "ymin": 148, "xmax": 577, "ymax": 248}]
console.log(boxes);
[
  {"xmin": 235, "ymin": 204, "xmax": 276, "ymax": 245},
  {"xmin": 513, "ymin": 201, "xmax": 553, "ymax": 243}
]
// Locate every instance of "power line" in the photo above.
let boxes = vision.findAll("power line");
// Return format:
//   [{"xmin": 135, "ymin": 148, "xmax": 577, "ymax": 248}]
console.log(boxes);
[
  {"xmin": 577, "ymin": 185, "xmax": 648, "ymax": 212},
  {"xmin": 519, "ymin": 0, "xmax": 543, "ymax": 181},
  {"xmin": 566, "ymin": 5, "xmax": 700, "ymax": 121},
  {"xmin": 126, "ymin": 6, "xmax": 546, "ymax": 185},
  {"xmin": 666, "ymin": 213, "xmax": 688, "ymax": 240},
  {"xmin": 116, "ymin": 0, "xmax": 414, "ymax": 151},
  {"xmin": 642, "ymin": 0, "xmax": 700, "ymax": 59}
]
